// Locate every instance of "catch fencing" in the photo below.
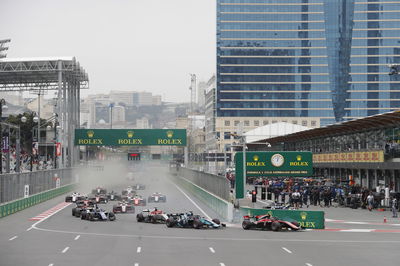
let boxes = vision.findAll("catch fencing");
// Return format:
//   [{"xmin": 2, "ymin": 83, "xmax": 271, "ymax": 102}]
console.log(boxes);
[
  {"xmin": 0, "ymin": 168, "xmax": 75, "ymax": 204},
  {"xmin": 176, "ymin": 167, "xmax": 230, "ymax": 201}
]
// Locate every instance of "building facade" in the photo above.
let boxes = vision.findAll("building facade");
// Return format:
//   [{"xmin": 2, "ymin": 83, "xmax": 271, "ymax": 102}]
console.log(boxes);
[{"xmin": 217, "ymin": 0, "xmax": 400, "ymax": 126}]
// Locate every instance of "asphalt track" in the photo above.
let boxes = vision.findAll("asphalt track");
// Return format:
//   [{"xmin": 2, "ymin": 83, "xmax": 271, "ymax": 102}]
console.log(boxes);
[{"xmin": 1, "ymin": 162, "xmax": 400, "ymax": 266}]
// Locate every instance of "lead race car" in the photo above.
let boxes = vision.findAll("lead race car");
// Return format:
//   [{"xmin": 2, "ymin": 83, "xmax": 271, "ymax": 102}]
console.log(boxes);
[
  {"xmin": 107, "ymin": 191, "xmax": 121, "ymax": 201},
  {"xmin": 112, "ymin": 201, "xmax": 135, "ymax": 213},
  {"xmin": 166, "ymin": 211, "xmax": 225, "ymax": 229},
  {"xmin": 148, "ymin": 192, "xmax": 166, "ymax": 203},
  {"xmin": 89, "ymin": 194, "xmax": 108, "ymax": 204},
  {"xmin": 242, "ymin": 214, "xmax": 301, "ymax": 231},
  {"xmin": 131, "ymin": 195, "xmax": 146, "ymax": 206},
  {"xmin": 72, "ymin": 199, "xmax": 96, "ymax": 217},
  {"xmin": 136, "ymin": 208, "xmax": 168, "ymax": 223}
]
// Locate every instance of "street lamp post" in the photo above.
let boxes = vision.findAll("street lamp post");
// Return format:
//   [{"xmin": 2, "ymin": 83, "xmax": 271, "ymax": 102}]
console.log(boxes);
[
  {"xmin": 0, "ymin": 99, "xmax": 8, "ymax": 174},
  {"xmin": 109, "ymin": 103, "xmax": 114, "ymax": 129}
]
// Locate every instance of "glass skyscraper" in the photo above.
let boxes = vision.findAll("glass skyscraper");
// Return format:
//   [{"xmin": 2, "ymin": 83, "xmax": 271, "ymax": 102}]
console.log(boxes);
[{"xmin": 217, "ymin": 0, "xmax": 400, "ymax": 126}]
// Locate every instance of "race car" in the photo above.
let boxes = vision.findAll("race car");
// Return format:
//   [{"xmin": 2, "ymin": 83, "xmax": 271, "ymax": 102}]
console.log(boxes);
[
  {"xmin": 166, "ymin": 212, "xmax": 225, "ymax": 229},
  {"xmin": 107, "ymin": 191, "xmax": 121, "ymax": 201},
  {"xmin": 242, "ymin": 214, "xmax": 301, "ymax": 231},
  {"xmin": 148, "ymin": 192, "xmax": 166, "ymax": 203},
  {"xmin": 65, "ymin": 192, "xmax": 85, "ymax": 202},
  {"xmin": 136, "ymin": 208, "xmax": 168, "ymax": 223},
  {"xmin": 92, "ymin": 187, "xmax": 107, "ymax": 195},
  {"xmin": 89, "ymin": 194, "xmax": 108, "ymax": 204},
  {"xmin": 71, "ymin": 200, "xmax": 95, "ymax": 217},
  {"xmin": 112, "ymin": 201, "xmax": 135, "ymax": 213},
  {"xmin": 122, "ymin": 186, "xmax": 136, "ymax": 196},
  {"xmin": 131, "ymin": 195, "xmax": 146, "ymax": 206},
  {"xmin": 81, "ymin": 207, "xmax": 116, "ymax": 221},
  {"xmin": 132, "ymin": 184, "xmax": 146, "ymax": 190}
]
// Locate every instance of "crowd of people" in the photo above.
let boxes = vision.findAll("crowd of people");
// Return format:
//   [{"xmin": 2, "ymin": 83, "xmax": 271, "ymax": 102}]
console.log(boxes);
[{"xmin": 1, "ymin": 147, "xmax": 54, "ymax": 173}]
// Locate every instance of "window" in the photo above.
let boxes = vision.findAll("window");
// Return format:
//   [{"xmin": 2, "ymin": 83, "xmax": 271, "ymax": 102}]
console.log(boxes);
[
  {"xmin": 311, "ymin": 120, "xmax": 317, "ymax": 127},
  {"xmin": 254, "ymin": 120, "xmax": 259, "ymax": 126},
  {"xmin": 234, "ymin": 120, "xmax": 240, "ymax": 126},
  {"xmin": 292, "ymin": 120, "xmax": 298, "ymax": 125},
  {"xmin": 224, "ymin": 132, "xmax": 231, "ymax": 140},
  {"xmin": 272, "ymin": 120, "xmax": 277, "ymax": 124},
  {"xmin": 263, "ymin": 120, "xmax": 269, "ymax": 125},
  {"xmin": 244, "ymin": 120, "xmax": 250, "ymax": 126},
  {"xmin": 224, "ymin": 120, "xmax": 230, "ymax": 126},
  {"xmin": 302, "ymin": 121, "xmax": 308, "ymax": 126}
]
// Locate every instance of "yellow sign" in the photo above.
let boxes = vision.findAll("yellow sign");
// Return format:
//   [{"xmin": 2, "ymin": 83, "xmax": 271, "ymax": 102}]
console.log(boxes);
[{"xmin": 313, "ymin": 150, "xmax": 384, "ymax": 163}]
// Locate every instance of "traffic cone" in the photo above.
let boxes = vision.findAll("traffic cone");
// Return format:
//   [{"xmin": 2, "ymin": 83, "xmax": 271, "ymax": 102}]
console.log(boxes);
[{"xmin": 384, "ymin": 216, "xmax": 387, "ymax": 223}]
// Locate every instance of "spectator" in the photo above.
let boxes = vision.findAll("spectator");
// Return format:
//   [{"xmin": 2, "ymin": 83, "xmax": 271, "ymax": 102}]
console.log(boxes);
[
  {"xmin": 391, "ymin": 197, "xmax": 398, "ymax": 218},
  {"xmin": 367, "ymin": 192, "xmax": 374, "ymax": 211}
]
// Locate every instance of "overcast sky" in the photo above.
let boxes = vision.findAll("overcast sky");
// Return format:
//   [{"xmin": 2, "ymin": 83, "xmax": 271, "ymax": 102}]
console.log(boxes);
[{"xmin": 0, "ymin": 0, "xmax": 216, "ymax": 102}]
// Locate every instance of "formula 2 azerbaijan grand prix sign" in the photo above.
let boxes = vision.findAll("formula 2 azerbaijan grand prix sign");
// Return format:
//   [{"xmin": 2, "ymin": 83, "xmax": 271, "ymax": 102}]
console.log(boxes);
[
  {"xmin": 235, "ymin": 151, "xmax": 313, "ymax": 198},
  {"xmin": 75, "ymin": 129, "xmax": 186, "ymax": 146}
]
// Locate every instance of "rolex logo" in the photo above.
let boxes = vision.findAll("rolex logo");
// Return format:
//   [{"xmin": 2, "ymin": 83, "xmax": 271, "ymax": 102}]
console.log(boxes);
[
  {"xmin": 166, "ymin": 130, "xmax": 173, "ymax": 138},
  {"xmin": 127, "ymin": 131, "xmax": 134, "ymax": 138},
  {"xmin": 87, "ymin": 130, "xmax": 94, "ymax": 138},
  {"xmin": 253, "ymin": 155, "xmax": 259, "ymax": 161},
  {"xmin": 297, "ymin": 155, "xmax": 302, "ymax": 161},
  {"xmin": 300, "ymin": 212, "xmax": 307, "ymax": 220}
]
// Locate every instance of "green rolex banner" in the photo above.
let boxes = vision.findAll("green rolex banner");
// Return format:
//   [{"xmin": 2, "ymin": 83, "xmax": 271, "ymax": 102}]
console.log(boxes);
[{"xmin": 74, "ymin": 129, "xmax": 187, "ymax": 146}]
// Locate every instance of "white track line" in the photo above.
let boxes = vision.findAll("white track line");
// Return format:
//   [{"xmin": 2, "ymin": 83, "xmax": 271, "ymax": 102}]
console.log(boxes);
[
  {"xmin": 306, "ymin": 263, "xmax": 313, "ymax": 266},
  {"xmin": 28, "ymin": 202, "xmax": 72, "ymax": 231},
  {"xmin": 61, "ymin": 247, "xmax": 69, "ymax": 253},
  {"xmin": 220, "ymin": 263, "xmax": 226, "ymax": 266},
  {"xmin": 48, "ymin": 264, "xmax": 54, "ymax": 266},
  {"xmin": 74, "ymin": 235, "xmax": 80, "ymax": 241},
  {"xmin": 282, "ymin": 247, "xmax": 292, "ymax": 254},
  {"xmin": 209, "ymin": 247, "xmax": 215, "ymax": 253},
  {"xmin": 134, "ymin": 263, "xmax": 139, "ymax": 266},
  {"xmin": 8, "ymin": 236, "xmax": 18, "ymax": 241},
  {"xmin": 171, "ymin": 182, "xmax": 212, "ymax": 220},
  {"xmin": 137, "ymin": 246, "xmax": 141, "ymax": 253}
]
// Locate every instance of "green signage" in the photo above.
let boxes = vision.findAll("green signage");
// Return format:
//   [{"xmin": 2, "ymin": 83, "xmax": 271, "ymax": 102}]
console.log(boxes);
[
  {"xmin": 74, "ymin": 129, "xmax": 187, "ymax": 146},
  {"xmin": 235, "ymin": 151, "xmax": 313, "ymax": 199}
]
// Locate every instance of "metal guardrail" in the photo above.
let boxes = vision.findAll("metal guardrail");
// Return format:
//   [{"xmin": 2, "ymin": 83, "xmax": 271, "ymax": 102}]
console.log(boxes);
[
  {"xmin": 0, "ymin": 168, "xmax": 75, "ymax": 204},
  {"xmin": 176, "ymin": 167, "xmax": 230, "ymax": 201}
]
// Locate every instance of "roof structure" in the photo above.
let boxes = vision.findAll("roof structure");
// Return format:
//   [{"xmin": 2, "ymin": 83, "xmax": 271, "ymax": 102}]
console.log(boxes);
[
  {"xmin": 254, "ymin": 110, "xmax": 400, "ymax": 145},
  {"xmin": 0, "ymin": 57, "xmax": 89, "ymax": 91},
  {"xmin": 244, "ymin": 122, "xmax": 310, "ymax": 143}
]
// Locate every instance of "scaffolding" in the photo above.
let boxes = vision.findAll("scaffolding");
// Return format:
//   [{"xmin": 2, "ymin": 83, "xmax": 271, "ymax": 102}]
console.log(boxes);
[{"xmin": 0, "ymin": 56, "xmax": 89, "ymax": 168}]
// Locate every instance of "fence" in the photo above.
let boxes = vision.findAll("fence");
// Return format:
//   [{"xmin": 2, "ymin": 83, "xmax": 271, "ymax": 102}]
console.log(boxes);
[
  {"xmin": 0, "ymin": 168, "xmax": 75, "ymax": 204},
  {"xmin": 176, "ymin": 167, "xmax": 230, "ymax": 201},
  {"xmin": 0, "ymin": 183, "xmax": 75, "ymax": 218}
]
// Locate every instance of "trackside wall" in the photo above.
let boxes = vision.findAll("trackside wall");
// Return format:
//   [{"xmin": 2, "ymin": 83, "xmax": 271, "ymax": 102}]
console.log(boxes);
[
  {"xmin": 172, "ymin": 174, "xmax": 234, "ymax": 222},
  {"xmin": 0, "ymin": 184, "xmax": 75, "ymax": 218}
]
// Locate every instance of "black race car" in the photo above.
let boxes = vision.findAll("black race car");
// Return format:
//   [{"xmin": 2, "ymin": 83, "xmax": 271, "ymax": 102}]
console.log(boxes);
[
  {"xmin": 148, "ymin": 192, "xmax": 167, "ymax": 203},
  {"xmin": 71, "ymin": 200, "xmax": 95, "ymax": 217},
  {"xmin": 112, "ymin": 201, "xmax": 135, "ymax": 213},
  {"xmin": 136, "ymin": 208, "xmax": 168, "ymax": 223},
  {"xmin": 107, "ymin": 191, "xmax": 121, "ymax": 201},
  {"xmin": 242, "ymin": 214, "xmax": 301, "ymax": 231},
  {"xmin": 132, "ymin": 184, "xmax": 146, "ymax": 190},
  {"xmin": 166, "ymin": 212, "xmax": 224, "ymax": 229},
  {"xmin": 92, "ymin": 187, "xmax": 107, "ymax": 195},
  {"xmin": 81, "ymin": 208, "xmax": 116, "ymax": 221},
  {"xmin": 65, "ymin": 192, "xmax": 85, "ymax": 202}
]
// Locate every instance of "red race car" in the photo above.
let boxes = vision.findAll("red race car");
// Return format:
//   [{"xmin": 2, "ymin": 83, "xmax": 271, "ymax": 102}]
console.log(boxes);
[
  {"xmin": 112, "ymin": 201, "xmax": 135, "ymax": 213},
  {"xmin": 242, "ymin": 214, "xmax": 301, "ymax": 231}
]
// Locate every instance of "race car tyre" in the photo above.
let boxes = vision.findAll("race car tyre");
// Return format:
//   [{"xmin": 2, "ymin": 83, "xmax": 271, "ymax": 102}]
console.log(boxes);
[
  {"xmin": 137, "ymin": 213, "xmax": 144, "ymax": 222},
  {"xmin": 166, "ymin": 218, "xmax": 175, "ymax": 228},
  {"xmin": 151, "ymin": 216, "xmax": 157, "ymax": 224},
  {"xmin": 108, "ymin": 212, "xmax": 116, "ymax": 221},
  {"xmin": 75, "ymin": 211, "xmax": 81, "ymax": 218},
  {"xmin": 212, "ymin": 218, "xmax": 221, "ymax": 225},
  {"xmin": 242, "ymin": 220, "xmax": 252, "ymax": 230},
  {"xmin": 271, "ymin": 221, "xmax": 282, "ymax": 231},
  {"xmin": 193, "ymin": 219, "xmax": 203, "ymax": 229},
  {"xmin": 89, "ymin": 213, "xmax": 95, "ymax": 221},
  {"xmin": 72, "ymin": 209, "xmax": 76, "ymax": 216},
  {"xmin": 81, "ymin": 213, "xmax": 86, "ymax": 220}
]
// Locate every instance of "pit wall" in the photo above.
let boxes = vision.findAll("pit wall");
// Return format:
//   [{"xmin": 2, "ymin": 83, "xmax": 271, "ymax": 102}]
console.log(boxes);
[
  {"xmin": 0, "ymin": 184, "xmax": 75, "ymax": 218},
  {"xmin": 172, "ymin": 174, "xmax": 234, "ymax": 222},
  {"xmin": 239, "ymin": 207, "xmax": 325, "ymax": 229}
]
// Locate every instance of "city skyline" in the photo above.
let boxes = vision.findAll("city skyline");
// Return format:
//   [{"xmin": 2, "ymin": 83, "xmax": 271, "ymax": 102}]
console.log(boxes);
[{"xmin": 0, "ymin": 0, "xmax": 216, "ymax": 103}]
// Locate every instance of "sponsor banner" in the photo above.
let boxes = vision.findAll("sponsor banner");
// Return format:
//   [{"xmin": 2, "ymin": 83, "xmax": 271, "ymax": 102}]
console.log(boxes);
[
  {"xmin": 313, "ymin": 150, "xmax": 384, "ymax": 163},
  {"xmin": 56, "ymin": 142, "xmax": 62, "ymax": 156},
  {"xmin": 2, "ymin": 136, "xmax": 9, "ymax": 153},
  {"xmin": 75, "ymin": 129, "xmax": 186, "ymax": 146}
]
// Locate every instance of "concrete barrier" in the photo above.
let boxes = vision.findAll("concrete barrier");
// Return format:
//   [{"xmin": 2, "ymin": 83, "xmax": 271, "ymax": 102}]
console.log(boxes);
[
  {"xmin": 0, "ymin": 183, "xmax": 75, "ymax": 219},
  {"xmin": 239, "ymin": 207, "xmax": 325, "ymax": 229},
  {"xmin": 172, "ymin": 175, "xmax": 234, "ymax": 222}
]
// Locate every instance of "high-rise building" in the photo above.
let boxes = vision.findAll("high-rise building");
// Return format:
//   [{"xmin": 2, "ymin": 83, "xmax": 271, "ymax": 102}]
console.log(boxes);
[{"xmin": 217, "ymin": 0, "xmax": 400, "ymax": 126}]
